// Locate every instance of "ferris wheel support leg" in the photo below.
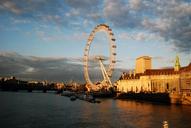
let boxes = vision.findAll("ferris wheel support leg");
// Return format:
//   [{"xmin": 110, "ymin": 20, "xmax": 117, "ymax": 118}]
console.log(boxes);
[
  {"xmin": 99, "ymin": 60, "xmax": 113, "ymax": 88},
  {"xmin": 99, "ymin": 60, "xmax": 107, "ymax": 81}
]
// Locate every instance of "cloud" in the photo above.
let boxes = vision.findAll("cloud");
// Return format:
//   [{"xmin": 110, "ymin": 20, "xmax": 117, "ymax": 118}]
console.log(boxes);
[
  {"xmin": 36, "ymin": 31, "xmax": 88, "ymax": 42},
  {"xmin": 0, "ymin": 52, "xmax": 83, "ymax": 82},
  {"xmin": 103, "ymin": 0, "xmax": 191, "ymax": 53},
  {"xmin": 0, "ymin": 0, "xmax": 70, "ymax": 28},
  {"xmin": 0, "ymin": 0, "xmax": 104, "ymax": 33},
  {"xmin": 0, "ymin": 0, "xmax": 22, "ymax": 14},
  {"xmin": 146, "ymin": 1, "xmax": 191, "ymax": 53},
  {"xmin": 64, "ymin": 0, "xmax": 100, "ymax": 10},
  {"xmin": 0, "ymin": 52, "xmax": 122, "ymax": 83},
  {"xmin": 103, "ymin": 0, "xmax": 142, "ymax": 28},
  {"xmin": 129, "ymin": 0, "xmax": 142, "ymax": 10},
  {"xmin": 1, "ymin": 0, "xmax": 190, "ymax": 54},
  {"xmin": 117, "ymin": 32, "xmax": 163, "ymax": 41}
]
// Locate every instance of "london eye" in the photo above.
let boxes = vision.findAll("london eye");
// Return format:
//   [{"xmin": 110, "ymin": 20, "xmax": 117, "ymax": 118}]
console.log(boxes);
[{"xmin": 83, "ymin": 24, "xmax": 116, "ymax": 91}]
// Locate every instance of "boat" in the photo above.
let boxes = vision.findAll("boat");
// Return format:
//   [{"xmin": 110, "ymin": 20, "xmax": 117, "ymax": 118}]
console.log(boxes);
[
  {"xmin": 77, "ymin": 93, "xmax": 101, "ymax": 103},
  {"xmin": 61, "ymin": 91, "xmax": 75, "ymax": 97},
  {"xmin": 92, "ymin": 91, "xmax": 116, "ymax": 98},
  {"xmin": 70, "ymin": 95, "xmax": 77, "ymax": 101}
]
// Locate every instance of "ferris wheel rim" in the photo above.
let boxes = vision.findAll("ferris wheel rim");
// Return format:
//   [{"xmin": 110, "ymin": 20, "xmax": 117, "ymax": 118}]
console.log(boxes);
[{"xmin": 83, "ymin": 24, "xmax": 116, "ymax": 86}]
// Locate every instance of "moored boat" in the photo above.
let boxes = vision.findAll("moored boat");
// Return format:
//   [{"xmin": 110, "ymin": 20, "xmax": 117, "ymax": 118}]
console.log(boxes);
[{"xmin": 70, "ymin": 95, "xmax": 77, "ymax": 101}]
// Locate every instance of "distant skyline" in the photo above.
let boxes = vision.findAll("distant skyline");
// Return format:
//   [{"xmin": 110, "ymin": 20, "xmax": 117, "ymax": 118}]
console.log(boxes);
[{"xmin": 0, "ymin": 0, "xmax": 191, "ymax": 82}]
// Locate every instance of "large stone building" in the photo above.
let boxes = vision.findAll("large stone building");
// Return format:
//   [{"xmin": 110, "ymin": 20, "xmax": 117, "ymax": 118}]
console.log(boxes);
[{"xmin": 116, "ymin": 56, "xmax": 191, "ymax": 95}]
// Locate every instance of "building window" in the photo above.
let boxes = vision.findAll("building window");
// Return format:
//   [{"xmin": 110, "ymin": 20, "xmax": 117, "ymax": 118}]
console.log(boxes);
[
  {"xmin": 166, "ymin": 83, "xmax": 169, "ymax": 90},
  {"xmin": 136, "ymin": 86, "xmax": 138, "ymax": 93},
  {"xmin": 141, "ymin": 86, "xmax": 143, "ymax": 92}
]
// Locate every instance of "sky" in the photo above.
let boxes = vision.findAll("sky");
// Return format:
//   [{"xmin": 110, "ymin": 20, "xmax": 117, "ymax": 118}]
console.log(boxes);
[{"xmin": 0, "ymin": 0, "xmax": 191, "ymax": 83}]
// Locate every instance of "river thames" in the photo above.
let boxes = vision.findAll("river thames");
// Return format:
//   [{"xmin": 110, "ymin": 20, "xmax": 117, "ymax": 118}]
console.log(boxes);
[{"xmin": 0, "ymin": 91, "xmax": 191, "ymax": 128}]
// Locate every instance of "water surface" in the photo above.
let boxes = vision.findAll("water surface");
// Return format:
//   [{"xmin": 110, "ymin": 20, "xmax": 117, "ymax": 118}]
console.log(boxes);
[{"xmin": 0, "ymin": 91, "xmax": 191, "ymax": 128}]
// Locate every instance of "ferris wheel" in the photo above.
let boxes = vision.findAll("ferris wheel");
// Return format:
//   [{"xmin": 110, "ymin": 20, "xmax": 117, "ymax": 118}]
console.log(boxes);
[{"xmin": 83, "ymin": 24, "xmax": 116, "ymax": 91}]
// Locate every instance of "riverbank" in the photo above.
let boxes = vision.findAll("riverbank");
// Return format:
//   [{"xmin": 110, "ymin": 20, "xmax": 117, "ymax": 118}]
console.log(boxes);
[{"xmin": 116, "ymin": 92, "xmax": 171, "ymax": 104}]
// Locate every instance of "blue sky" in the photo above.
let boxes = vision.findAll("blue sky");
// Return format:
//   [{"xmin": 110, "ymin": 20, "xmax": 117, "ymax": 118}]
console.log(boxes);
[{"xmin": 0, "ymin": 0, "xmax": 191, "ymax": 82}]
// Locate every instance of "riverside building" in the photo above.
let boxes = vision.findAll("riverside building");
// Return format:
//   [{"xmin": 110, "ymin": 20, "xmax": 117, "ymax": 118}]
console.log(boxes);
[{"xmin": 116, "ymin": 56, "xmax": 191, "ymax": 104}]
